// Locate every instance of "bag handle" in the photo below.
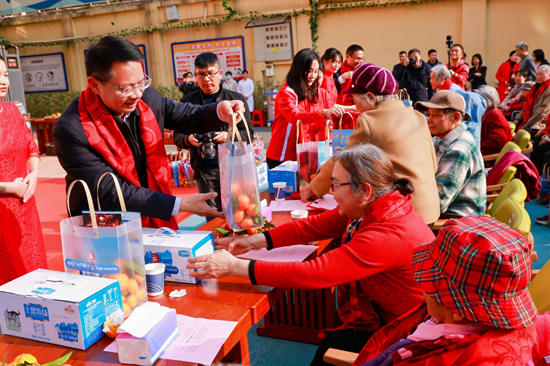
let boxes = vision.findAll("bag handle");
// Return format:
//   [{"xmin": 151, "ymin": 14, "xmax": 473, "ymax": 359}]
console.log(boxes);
[
  {"xmin": 237, "ymin": 110, "xmax": 252, "ymax": 144},
  {"xmin": 397, "ymin": 88, "xmax": 411, "ymax": 102},
  {"xmin": 96, "ymin": 172, "xmax": 127, "ymax": 212},
  {"xmin": 227, "ymin": 112, "xmax": 246, "ymax": 151},
  {"xmin": 296, "ymin": 119, "xmax": 304, "ymax": 145},
  {"xmin": 149, "ymin": 227, "xmax": 180, "ymax": 237},
  {"xmin": 324, "ymin": 119, "xmax": 331, "ymax": 141},
  {"xmin": 337, "ymin": 112, "xmax": 355, "ymax": 138},
  {"xmin": 66, "ymin": 179, "xmax": 99, "ymax": 239}
]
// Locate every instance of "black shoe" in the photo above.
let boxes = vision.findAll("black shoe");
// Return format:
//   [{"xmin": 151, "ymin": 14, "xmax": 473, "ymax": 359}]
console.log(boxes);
[{"xmin": 535, "ymin": 215, "xmax": 548, "ymax": 225}]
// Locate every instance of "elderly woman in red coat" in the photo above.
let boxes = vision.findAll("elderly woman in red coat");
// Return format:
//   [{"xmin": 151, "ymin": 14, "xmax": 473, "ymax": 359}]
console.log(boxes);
[
  {"xmin": 476, "ymin": 86, "xmax": 512, "ymax": 155},
  {"xmin": 187, "ymin": 144, "xmax": 435, "ymax": 366}
]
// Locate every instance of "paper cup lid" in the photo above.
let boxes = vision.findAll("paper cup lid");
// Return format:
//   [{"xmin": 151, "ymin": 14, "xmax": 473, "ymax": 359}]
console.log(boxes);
[{"xmin": 145, "ymin": 263, "xmax": 166, "ymax": 275}]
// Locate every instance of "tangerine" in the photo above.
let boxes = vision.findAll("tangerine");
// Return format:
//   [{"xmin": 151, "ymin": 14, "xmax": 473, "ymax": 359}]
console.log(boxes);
[
  {"xmin": 237, "ymin": 195, "xmax": 251, "ymax": 211},
  {"xmin": 241, "ymin": 217, "xmax": 255, "ymax": 229},
  {"xmin": 233, "ymin": 210, "xmax": 245, "ymax": 224},
  {"xmin": 246, "ymin": 203, "xmax": 259, "ymax": 217}
]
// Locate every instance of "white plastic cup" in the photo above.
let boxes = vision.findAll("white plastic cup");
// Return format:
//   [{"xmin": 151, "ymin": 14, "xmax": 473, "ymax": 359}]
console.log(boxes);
[
  {"xmin": 291, "ymin": 210, "xmax": 308, "ymax": 220},
  {"xmin": 145, "ymin": 263, "xmax": 166, "ymax": 297},
  {"xmin": 273, "ymin": 182, "xmax": 287, "ymax": 201}
]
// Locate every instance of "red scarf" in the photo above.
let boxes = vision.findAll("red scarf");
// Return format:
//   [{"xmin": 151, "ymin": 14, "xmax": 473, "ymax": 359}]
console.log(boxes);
[
  {"xmin": 519, "ymin": 79, "xmax": 550, "ymax": 129},
  {"xmin": 441, "ymin": 79, "xmax": 453, "ymax": 90},
  {"xmin": 78, "ymin": 86, "xmax": 178, "ymax": 230}
]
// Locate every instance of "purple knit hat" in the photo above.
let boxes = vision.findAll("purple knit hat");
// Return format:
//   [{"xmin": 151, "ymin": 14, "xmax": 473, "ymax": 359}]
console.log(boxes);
[{"xmin": 342, "ymin": 63, "xmax": 398, "ymax": 95}]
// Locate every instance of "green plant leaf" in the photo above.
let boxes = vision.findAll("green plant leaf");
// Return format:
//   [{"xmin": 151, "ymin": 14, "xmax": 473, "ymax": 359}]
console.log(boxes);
[{"xmin": 40, "ymin": 352, "xmax": 73, "ymax": 366}]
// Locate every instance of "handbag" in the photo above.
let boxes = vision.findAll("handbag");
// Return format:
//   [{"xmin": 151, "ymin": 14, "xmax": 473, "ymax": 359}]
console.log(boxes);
[
  {"xmin": 219, "ymin": 111, "xmax": 263, "ymax": 231},
  {"xmin": 296, "ymin": 119, "xmax": 331, "ymax": 189},
  {"xmin": 60, "ymin": 172, "xmax": 147, "ymax": 318},
  {"xmin": 397, "ymin": 89, "xmax": 412, "ymax": 108},
  {"xmin": 332, "ymin": 112, "xmax": 356, "ymax": 155}
]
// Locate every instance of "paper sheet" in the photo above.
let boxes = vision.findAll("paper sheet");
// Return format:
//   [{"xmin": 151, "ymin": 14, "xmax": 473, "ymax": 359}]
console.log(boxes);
[
  {"xmin": 105, "ymin": 314, "xmax": 238, "ymax": 365},
  {"xmin": 307, "ymin": 195, "xmax": 338, "ymax": 211},
  {"xmin": 236, "ymin": 244, "xmax": 318, "ymax": 262},
  {"xmin": 269, "ymin": 200, "xmax": 312, "ymax": 211}
]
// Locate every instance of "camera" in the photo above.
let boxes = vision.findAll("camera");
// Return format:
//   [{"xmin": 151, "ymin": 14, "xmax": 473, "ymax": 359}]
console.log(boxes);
[
  {"xmin": 194, "ymin": 131, "xmax": 218, "ymax": 160},
  {"xmin": 409, "ymin": 56, "xmax": 417, "ymax": 65},
  {"xmin": 446, "ymin": 35, "xmax": 453, "ymax": 49}
]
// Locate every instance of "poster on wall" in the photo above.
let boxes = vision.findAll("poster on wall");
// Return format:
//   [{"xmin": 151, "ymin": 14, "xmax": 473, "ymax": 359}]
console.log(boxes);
[
  {"xmin": 171, "ymin": 36, "xmax": 245, "ymax": 86},
  {"xmin": 84, "ymin": 44, "xmax": 148, "ymax": 76},
  {"xmin": 20, "ymin": 53, "xmax": 69, "ymax": 93}
]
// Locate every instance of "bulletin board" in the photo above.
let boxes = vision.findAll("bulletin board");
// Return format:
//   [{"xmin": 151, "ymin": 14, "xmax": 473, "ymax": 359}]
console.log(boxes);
[{"xmin": 20, "ymin": 53, "xmax": 69, "ymax": 93}]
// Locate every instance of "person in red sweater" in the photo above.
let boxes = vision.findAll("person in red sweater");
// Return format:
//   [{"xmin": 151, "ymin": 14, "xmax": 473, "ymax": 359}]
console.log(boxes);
[
  {"xmin": 354, "ymin": 217, "xmax": 538, "ymax": 366},
  {"xmin": 502, "ymin": 82, "xmax": 532, "ymax": 120},
  {"xmin": 265, "ymin": 48, "xmax": 344, "ymax": 169},
  {"xmin": 476, "ymin": 86, "xmax": 513, "ymax": 155},
  {"xmin": 320, "ymin": 47, "xmax": 342, "ymax": 104},
  {"xmin": 495, "ymin": 50, "xmax": 519, "ymax": 102},
  {"xmin": 187, "ymin": 144, "xmax": 436, "ymax": 366},
  {"xmin": 337, "ymin": 44, "xmax": 364, "ymax": 106},
  {"xmin": 446, "ymin": 44, "xmax": 469, "ymax": 90}
]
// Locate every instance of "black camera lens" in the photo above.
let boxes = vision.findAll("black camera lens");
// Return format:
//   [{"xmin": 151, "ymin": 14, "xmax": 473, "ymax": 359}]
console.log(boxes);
[{"xmin": 409, "ymin": 56, "xmax": 417, "ymax": 65}]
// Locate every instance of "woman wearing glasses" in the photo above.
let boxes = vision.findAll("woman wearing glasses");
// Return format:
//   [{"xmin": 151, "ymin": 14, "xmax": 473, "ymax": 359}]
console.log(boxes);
[
  {"xmin": 0, "ymin": 55, "xmax": 48, "ymax": 285},
  {"xmin": 187, "ymin": 144, "xmax": 436, "ymax": 366}
]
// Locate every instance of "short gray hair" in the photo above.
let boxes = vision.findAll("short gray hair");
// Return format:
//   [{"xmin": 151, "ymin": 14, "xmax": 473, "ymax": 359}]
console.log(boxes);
[
  {"xmin": 352, "ymin": 93, "xmax": 397, "ymax": 109},
  {"xmin": 539, "ymin": 65, "xmax": 550, "ymax": 75},
  {"xmin": 476, "ymin": 86, "xmax": 501, "ymax": 109},
  {"xmin": 431, "ymin": 64, "xmax": 451, "ymax": 81},
  {"xmin": 516, "ymin": 41, "xmax": 528, "ymax": 51}
]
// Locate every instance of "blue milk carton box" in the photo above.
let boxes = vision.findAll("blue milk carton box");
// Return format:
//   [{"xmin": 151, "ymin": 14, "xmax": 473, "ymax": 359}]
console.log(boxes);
[
  {"xmin": 0, "ymin": 269, "xmax": 122, "ymax": 350},
  {"xmin": 142, "ymin": 228, "xmax": 214, "ymax": 284},
  {"xmin": 268, "ymin": 161, "xmax": 299, "ymax": 194}
]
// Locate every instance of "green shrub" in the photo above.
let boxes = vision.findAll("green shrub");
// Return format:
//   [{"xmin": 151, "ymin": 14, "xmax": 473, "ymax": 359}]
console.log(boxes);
[
  {"xmin": 254, "ymin": 79, "xmax": 283, "ymax": 111},
  {"xmin": 25, "ymin": 91, "xmax": 81, "ymax": 118},
  {"xmin": 154, "ymin": 85, "xmax": 182, "ymax": 101}
]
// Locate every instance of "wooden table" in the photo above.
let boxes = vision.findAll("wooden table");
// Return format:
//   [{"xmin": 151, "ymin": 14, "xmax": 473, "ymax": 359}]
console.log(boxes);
[
  {"xmin": 30, "ymin": 118, "xmax": 56, "ymax": 154},
  {"xmin": 0, "ymin": 297, "xmax": 252, "ymax": 366}
]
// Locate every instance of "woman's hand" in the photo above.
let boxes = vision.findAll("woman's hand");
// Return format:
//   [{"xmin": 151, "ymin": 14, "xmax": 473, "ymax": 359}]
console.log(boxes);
[
  {"xmin": 22, "ymin": 171, "xmax": 38, "ymax": 203},
  {"xmin": 475, "ymin": 72, "xmax": 482, "ymax": 77},
  {"xmin": 300, "ymin": 184, "xmax": 315, "ymax": 202},
  {"xmin": 326, "ymin": 105, "xmax": 345, "ymax": 120},
  {"xmin": 341, "ymin": 71, "xmax": 353, "ymax": 81},
  {"xmin": 186, "ymin": 250, "xmax": 249, "ymax": 279},
  {"xmin": 215, "ymin": 233, "xmax": 267, "ymax": 255},
  {"xmin": 179, "ymin": 193, "xmax": 224, "ymax": 218},
  {"xmin": 10, "ymin": 177, "xmax": 28, "ymax": 198}
]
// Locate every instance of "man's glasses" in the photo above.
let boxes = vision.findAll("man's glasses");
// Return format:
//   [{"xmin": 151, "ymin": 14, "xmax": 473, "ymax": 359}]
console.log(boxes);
[
  {"xmin": 195, "ymin": 69, "xmax": 220, "ymax": 80},
  {"xmin": 94, "ymin": 74, "xmax": 152, "ymax": 97},
  {"xmin": 330, "ymin": 179, "xmax": 351, "ymax": 191}
]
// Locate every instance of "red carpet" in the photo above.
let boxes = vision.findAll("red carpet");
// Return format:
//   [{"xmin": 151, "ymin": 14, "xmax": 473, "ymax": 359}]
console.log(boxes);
[{"xmin": 34, "ymin": 177, "xmax": 198, "ymax": 272}]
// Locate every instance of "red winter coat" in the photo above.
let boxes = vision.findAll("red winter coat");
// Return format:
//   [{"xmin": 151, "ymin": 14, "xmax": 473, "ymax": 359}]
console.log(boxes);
[
  {"xmin": 446, "ymin": 60, "xmax": 469, "ymax": 90},
  {"xmin": 251, "ymin": 190, "xmax": 435, "ymax": 335},
  {"xmin": 337, "ymin": 60, "xmax": 355, "ymax": 106},
  {"xmin": 486, "ymin": 151, "xmax": 541, "ymax": 200},
  {"xmin": 480, "ymin": 108, "xmax": 513, "ymax": 155},
  {"xmin": 495, "ymin": 60, "xmax": 519, "ymax": 102},
  {"xmin": 266, "ymin": 82, "xmax": 332, "ymax": 162},
  {"xmin": 321, "ymin": 71, "xmax": 338, "ymax": 105}
]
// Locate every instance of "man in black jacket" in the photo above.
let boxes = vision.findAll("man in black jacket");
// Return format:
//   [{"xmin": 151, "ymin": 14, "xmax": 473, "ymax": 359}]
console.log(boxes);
[
  {"xmin": 175, "ymin": 52, "xmax": 253, "ymax": 213},
  {"xmin": 403, "ymin": 48, "xmax": 435, "ymax": 104},
  {"xmin": 54, "ymin": 36, "xmax": 245, "ymax": 226}
]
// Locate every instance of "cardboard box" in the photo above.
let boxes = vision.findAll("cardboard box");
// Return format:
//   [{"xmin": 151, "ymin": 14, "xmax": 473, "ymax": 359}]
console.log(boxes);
[
  {"xmin": 258, "ymin": 162, "xmax": 268, "ymax": 192},
  {"xmin": 268, "ymin": 161, "xmax": 299, "ymax": 194},
  {"xmin": 0, "ymin": 269, "xmax": 122, "ymax": 350},
  {"xmin": 142, "ymin": 228, "xmax": 214, "ymax": 284}
]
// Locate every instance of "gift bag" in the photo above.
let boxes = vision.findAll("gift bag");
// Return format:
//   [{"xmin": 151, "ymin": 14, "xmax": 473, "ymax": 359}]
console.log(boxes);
[
  {"xmin": 538, "ymin": 163, "xmax": 550, "ymax": 205},
  {"xmin": 332, "ymin": 112, "xmax": 356, "ymax": 155},
  {"xmin": 397, "ymin": 89, "xmax": 411, "ymax": 108},
  {"xmin": 60, "ymin": 173, "xmax": 147, "ymax": 318},
  {"xmin": 219, "ymin": 111, "xmax": 263, "ymax": 231},
  {"xmin": 297, "ymin": 119, "xmax": 331, "ymax": 189}
]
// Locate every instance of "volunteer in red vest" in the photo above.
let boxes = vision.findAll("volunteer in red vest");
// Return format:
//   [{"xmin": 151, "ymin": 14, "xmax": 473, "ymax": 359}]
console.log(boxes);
[
  {"xmin": 337, "ymin": 44, "xmax": 364, "ymax": 106},
  {"xmin": 54, "ymin": 36, "xmax": 244, "ymax": 230},
  {"xmin": 188, "ymin": 144, "xmax": 436, "ymax": 366},
  {"xmin": 265, "ymin": 48, "xmax": 344, "ymax": 169},
  {"xmin": 446, "ymin": 44, "xmax": 469, "ymax": 90},
  {"xmin": 513, "ymin": 65, "xmax": 550, "ymax": 136}
]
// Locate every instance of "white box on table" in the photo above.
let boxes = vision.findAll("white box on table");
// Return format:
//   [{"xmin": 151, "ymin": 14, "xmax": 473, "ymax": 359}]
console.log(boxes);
[
  {"xmin": 142, "ymin": 228, "xmax": 214, "ymax": 284},
  {"xmin": 0, "ymin": 269, "xmax": 122, "ymax": 350}
]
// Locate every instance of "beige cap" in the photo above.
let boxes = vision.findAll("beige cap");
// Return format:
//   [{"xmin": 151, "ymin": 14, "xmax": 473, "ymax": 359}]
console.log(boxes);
[{"xmin": 415, "ymin": 90, "xmax": 467, "ymax": 118}]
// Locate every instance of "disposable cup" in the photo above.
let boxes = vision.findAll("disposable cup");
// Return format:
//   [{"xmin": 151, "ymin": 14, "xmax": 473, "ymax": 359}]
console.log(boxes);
[
  {"xmin": 273, "ymin": 182, "xmax": 287, "ymax": 201},
  {"xmin": 145, "ymin": 263, "xmax": 166, "ymax": 297},
  {"xmin": 291, "ymin": 210, "xmax": 308, "ymax": 220}
]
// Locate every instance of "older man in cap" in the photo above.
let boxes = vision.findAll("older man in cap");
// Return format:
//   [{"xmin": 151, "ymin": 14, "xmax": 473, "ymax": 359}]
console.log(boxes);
[
  {"xmin": 301, "ymin": 63, "xmax": 440, "ymax": 225},
  {"xmin": 416, "ymin": 91, "xmax": 486, "ymax": 217}
]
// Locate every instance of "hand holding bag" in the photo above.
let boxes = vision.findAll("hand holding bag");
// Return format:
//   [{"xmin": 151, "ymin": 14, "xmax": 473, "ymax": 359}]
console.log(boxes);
[{"xmin": 331, "ymin": 112, "xmax": 356, "ymax": 155}]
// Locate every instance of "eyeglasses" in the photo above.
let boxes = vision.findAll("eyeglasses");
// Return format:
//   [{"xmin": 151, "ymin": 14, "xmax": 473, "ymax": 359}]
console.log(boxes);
[
  {"xmin": 330, "ymin": 179, "xmax": 351, "ymax": 191},
  {"xmin": 195, "ymin": 69, "xmax": 220, "ymax": 80},
  {"xmin": 94, "ymin": 74, "xmax": 152, "ymax": 97}
]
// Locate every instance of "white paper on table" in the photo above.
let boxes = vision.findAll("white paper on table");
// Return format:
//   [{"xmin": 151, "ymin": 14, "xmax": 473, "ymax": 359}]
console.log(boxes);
[
  {"xmin": 117, "ymin": 302, "xmax": 173, "ymax": 338},
  {"xmin": 236, "ymin": 244, "xmax": 318, "ymax": 262},
  {"xmin": 307, "ymin": 194, "xmax": 337, "ymax": 211},
  {"xmin": 269, "ymin": 200, "xmax": 312, "ymax": 211},
  {"xmin": 105, "ymin": 314, "xmax": 238, "ymax": 365}
]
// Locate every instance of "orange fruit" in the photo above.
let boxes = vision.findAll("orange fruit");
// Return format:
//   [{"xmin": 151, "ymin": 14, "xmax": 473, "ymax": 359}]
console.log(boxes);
[
  {"xmin": 137, "ymin": 288, "xmax": 147, "ymax": 301},
  {"xmin": 231, "ymin": 182, "xmax": 245, "ymax": 197},
  {"xmin": 246, "ymin": 203, "xmax": 259, "ymax": 217},
  {"xmin": 126, "ymin": 295, "xmax": 138, "ymax": 308},
  {"xmin": 237, "ymin": 195, "xmax": 251, "ymax": 211},
  {"xmin": 114, "ymin": 273, "xmax": 129, "ymax": 292},
  {"xmin": 135, "ymin": 274, "xmax": 145, "ymax": 285},
  {"xmin": 128, "ymin": 279, "xmax": 139, "ymax": 295},
  {"xmin": 233, "ymin": 210, "xmax": 245, "ymax": 224},
  {"xmin": 123, "ymin": 303, "xmax": 131, "ymax": 318},
  {"xmin": 241, "ymin": 217, "xmax": 255, "ymax": 229},
  {"xmin": 104, "ymin": 319, "xmax": 121, "ymax": 339}
]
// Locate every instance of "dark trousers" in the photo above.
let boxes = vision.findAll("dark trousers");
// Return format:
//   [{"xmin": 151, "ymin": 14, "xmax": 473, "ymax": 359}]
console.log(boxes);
[
  {"xmin": 530, "ymin": 134, "xmax": 550, "ymax": 175},
  {"xmin": 309, "ymin": 328, "xmax": 375, "ymax": 366},
  {"xmin": 195, "ymin": 167, "xmax": 222, "ymax": 221}
]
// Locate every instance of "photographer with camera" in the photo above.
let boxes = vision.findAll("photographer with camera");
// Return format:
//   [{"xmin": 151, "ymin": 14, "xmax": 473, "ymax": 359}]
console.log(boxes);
[
  {"xmin": 402, "ymin": 48, "xmax": 434, "ymax": 104},
  {"xmin": 175, "ymin": 52, "xmax": 253, "ymax": 215},
  {"xmin": 446, "ymin": 43, "xmax": 469, "ymax": 90}
]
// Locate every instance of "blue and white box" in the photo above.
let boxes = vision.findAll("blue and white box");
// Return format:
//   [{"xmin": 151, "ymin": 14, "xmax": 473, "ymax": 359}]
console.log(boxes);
[
  {"xmin": 268, "ymin": 161, "xmax": 299, "ymax": 194},
  {"xmin": 142, "ymin": 228, "xmax": 214, "ymax": 284},
  {"xmin": 0, "ymin": 269, "xmax": 122, "ymax": 350}
]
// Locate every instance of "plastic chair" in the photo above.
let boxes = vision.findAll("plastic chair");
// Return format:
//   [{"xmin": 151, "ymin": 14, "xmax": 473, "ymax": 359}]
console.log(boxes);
[
  {"xmin": 251, "ymin": 110, "xmax": 266, "ymax": 127},
  {"xmin": 509, "ymin": 121, "xmax": 516, "ymax": 134},
  {"xmin": 529, "ymin": 258, "xmax": 550, "ymax": 313},
  {"xmin": 493, "ymin": 197, "xmax": 531, "ymax": 237},
  {"xmin": 513, "ymin": 129, "xmax": 533, "ymax": 153},
  {"xmin": 486, "ymin": 178, "xmax": 527, "ymax": 216},
  {"xmin": 483, "ymin": 141, "xmax": 522, "ymax": 165}
]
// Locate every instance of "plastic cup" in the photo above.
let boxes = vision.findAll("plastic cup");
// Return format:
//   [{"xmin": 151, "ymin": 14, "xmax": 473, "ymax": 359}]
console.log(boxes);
[
  {"xmin": 145, "ymin": 263, "xmax": 166, "ymax": 297},
  {"xmin": 291, "ymin": 210, "xmax": 308, "ymax": 220},
  {"xmin": 273, "ymin": 182, "xmax": 287, "ymax": 201}
]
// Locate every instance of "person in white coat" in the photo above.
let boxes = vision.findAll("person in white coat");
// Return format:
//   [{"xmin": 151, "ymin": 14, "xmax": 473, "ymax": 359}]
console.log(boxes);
[{"xmin": 237, "ymin": 70, "xmax": 255, "ymax": 112}]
